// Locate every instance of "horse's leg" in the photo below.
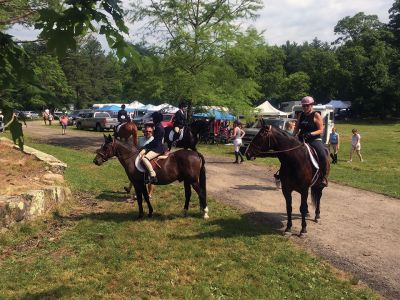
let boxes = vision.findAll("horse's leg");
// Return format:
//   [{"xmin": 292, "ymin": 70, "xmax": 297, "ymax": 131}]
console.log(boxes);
[
  {"xmin": 134, "ymin": 183, "xmax": 144, "ymax": 219},
  {"xmin": 142, "ymin": 182, "xmax": 153, "ymax": 217},
  {"xmin": 282, "ymin": 188, "xmax": 293, "ymax": 233},
  {"xmin": 183, "ymin": 180, "xmax": 191, "ymax": 217},
  {"xmin": 300, "ymin": 189, "xmax": 309, "ymax": 235},
  {"xmin": 191, "ymin": 182, "xmax": 209, "ymax": 219}
]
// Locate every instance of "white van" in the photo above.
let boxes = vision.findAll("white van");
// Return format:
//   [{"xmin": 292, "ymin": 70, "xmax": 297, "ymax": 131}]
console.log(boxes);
[{"xmin": 291, "ymin": 104, "xmax": 335, "ymax": 144}]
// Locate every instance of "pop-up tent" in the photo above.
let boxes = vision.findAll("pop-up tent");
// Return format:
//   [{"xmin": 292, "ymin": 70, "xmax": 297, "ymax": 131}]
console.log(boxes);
[
  {"xmin": 326, "ymin": 100, "xmax": 351, "ymax": 109},
  {"xmin": 193, "ymin": 109, "xmax": 235, "ymax": 121},
  {"xmin": 255, "ymin": 100, "xmax": 289, "ymax": 117}
]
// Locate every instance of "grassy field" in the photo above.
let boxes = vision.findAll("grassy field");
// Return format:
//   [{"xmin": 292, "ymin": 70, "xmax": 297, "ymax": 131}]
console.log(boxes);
[
  {"xmin": 0, "ymin": 139, "xmax": 378, "ymax": 298},
  {"xmin": 198, "ymin": 121, "xmax": 400, "ymax": 198}
]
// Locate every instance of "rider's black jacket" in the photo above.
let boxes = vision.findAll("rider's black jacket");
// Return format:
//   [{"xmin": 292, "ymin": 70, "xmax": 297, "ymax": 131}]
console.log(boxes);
[
  {"xmin": 173, "ymin": 109, "xmax": 186, "ymax": 128},
  {"xmin": 144, "ymin": 123, "xmax": 166, "ymax": 153},
  {"xmin": 117, "ymin": 109, "xmax": 130, "ymax": 123}
]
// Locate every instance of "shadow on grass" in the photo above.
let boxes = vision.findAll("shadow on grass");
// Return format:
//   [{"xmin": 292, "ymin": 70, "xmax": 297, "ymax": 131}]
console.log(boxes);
[
  {"xmin": 21, "ymin": 285, "xmax": 72, "ymax": 299},
  {"xmin": 96, "ymin": 190, "xmax": 130, "ymax": 202},
  {"xmin": 233, "ymin": 184, "xmax": 277, "ymax": 191}
]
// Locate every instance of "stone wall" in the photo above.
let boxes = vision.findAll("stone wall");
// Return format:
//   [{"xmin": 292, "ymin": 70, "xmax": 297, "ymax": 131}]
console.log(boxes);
[{"xmin": 0, "ymin": 137, "xmax": 71, "ymax": 231}]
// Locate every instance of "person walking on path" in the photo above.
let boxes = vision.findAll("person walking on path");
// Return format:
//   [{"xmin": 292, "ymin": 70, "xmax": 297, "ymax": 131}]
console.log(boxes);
[
  {"xmin": 231, "ymin": 120, "xmax": 245, "ymax": 164},
  {"xmin": 348, "ymin": 128, "xmax": 363, "ymax": 162},
  {"xmin": 60, "ymin": 114, "xmax": 69, "ymax": 135},
  {"xmin": 48, "ymin": 113, "xmax": 54, "ymax": 126},
  {"xmin": 329, "ymin": 127, "xmax": 340, "ymax": 164}
]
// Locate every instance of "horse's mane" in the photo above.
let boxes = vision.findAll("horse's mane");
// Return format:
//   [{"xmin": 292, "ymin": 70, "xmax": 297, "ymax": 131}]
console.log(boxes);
[
  {"xmin": 113, "ymin": 138, "xmax": 139, "ymax": 153},
  {"xmin": 272, "ymin": 127, "xmax": 301, "ymax": 145}
]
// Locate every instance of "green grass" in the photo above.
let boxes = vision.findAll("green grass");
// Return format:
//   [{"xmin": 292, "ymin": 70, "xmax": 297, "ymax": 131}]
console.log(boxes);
[
  {"xmin": 0, "ymin": 141, "xmax": 378, "ymax": 299},
  {"xmin": 197, "ymin": 121, "xmax": 400, "ymax": 198}
]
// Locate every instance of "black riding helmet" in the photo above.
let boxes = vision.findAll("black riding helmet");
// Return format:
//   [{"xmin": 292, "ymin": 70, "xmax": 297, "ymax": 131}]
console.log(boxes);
[
  {"xmin": 121, "ymin": 104, "xmax": 126, "ymax": 109},
  {"xmin": 152, "ymin": 111, "xmax": 163, "ymax": 124},
  {"xmin": 178, "ymin": 102, "xmax": 187, "ymax": 109}
]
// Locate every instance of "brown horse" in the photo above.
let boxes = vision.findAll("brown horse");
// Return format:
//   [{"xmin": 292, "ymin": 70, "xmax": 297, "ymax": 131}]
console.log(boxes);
[
  {"xmin": 114, "ymin": 121, "xmax": 138, "ymax": 146},
  {"xmin": 42, "ymin": 112, "xmax": 49, "ymax": 125},
  {"xmin": 245, "ymin": 125, "xmax": 330, "ymax": 235},
  {"xmin": 93, "ymin": 135, "xmax": 209, "ymax": 219}
]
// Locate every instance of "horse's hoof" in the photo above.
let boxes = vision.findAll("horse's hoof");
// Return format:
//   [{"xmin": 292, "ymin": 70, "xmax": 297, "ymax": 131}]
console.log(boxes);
[
  {"xmin": 203, "ymin": 213, "xmax": 209, "ymax": 219},
  {"xmin": 300, "ymin": 228, "xmax": 307, "ymax": 236},
  {"xmin": 284, "ymin": 227, "xmax": 291, "ymax": 235},
  {"xmin": 136, "ymin": 214, "xmax": 144, "ymax": 220},
  {"xmin": 148, "ymin": 213, "xmax": 153, "ymax": 218},
  {"xmin": 182, "ymin": 209, "xmax": 188, "ymax": 217}
]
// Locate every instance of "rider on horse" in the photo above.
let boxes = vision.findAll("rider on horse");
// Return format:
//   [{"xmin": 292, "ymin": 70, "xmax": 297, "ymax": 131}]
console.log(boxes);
[
  {"xmin": 117, "ymin": 104, "xmax": 130, "ymax": 124},
  {"xmin": 115, "ymin": 104, "xmax": 131, "ymax": 135},
  {"xmin": 140, "ymin": 111, "xmax": 166, "ymax": 184},
  {"xmin": 172, "ymin": 102, "xmax": 187, "ymax": 142},
  {"xmin": 293, "ymin": 96, "xmax": 328, "ymax": 187}
]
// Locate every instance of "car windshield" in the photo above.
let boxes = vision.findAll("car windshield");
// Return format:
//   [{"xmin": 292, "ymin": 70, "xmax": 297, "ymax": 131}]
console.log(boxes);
[{"xmin": 162, "ymin": 114, "xmax": 172, "ymax": 121}]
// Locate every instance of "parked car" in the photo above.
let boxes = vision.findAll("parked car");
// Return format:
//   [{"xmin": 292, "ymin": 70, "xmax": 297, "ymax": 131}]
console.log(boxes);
[
  {"xmin": 75, "ymin": 111, "xmax": 118, "ymax": 131},
  {"xmin": 21, "ymin": 111, "xmax": 40, "ymax": 119},
  {"xmin": 240, "ymin": 117, "xmax": 297, "ymax": 154},
  {"xmin": 133, "ymin": 111, "xmax": 153, "ymax": 130},
  {"xmin": 161, "ymin": 113, "xmax": 174, "ymax": 128}
]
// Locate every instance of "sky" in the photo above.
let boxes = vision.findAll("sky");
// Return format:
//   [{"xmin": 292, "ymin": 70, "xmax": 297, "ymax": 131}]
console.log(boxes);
[{"xmin": 7, "ymin": 0, "xmax": 395, "ymax": 47}]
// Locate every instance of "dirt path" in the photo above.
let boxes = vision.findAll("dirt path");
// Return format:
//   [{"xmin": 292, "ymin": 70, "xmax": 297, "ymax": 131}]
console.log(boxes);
[{"xmin": 22, "ymin": 121, "xmax": 400, "ymax": 299}]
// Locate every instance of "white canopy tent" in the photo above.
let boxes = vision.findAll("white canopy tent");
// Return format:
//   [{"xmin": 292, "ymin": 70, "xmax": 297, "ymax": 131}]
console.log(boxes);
[
  {"xmin": 326, "ymin": 100, "xmax": 351, "ymax": 109},
  {"xmin": 152, "ymin": 103, "xmax": 178, "ymax": 113},
  {"xmin": 127, "ymin": 101, "xmax": 145, "ymax": 109},
  {"xmin": 255, "ymin": 101, "xmax": 289, "ymax": 117}
]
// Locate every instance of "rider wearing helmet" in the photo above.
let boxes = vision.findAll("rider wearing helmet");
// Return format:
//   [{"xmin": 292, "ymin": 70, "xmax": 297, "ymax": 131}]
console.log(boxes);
[
  {"xmin": 172, "ymin": 102, "xmax": 187, "ymax": 141},
  {"xmin": 293, "ymin": 96, "xmax": 328, "ymax": 187},
  {"xmin": 117, "ymin": 104, "xmax": 130, "ymax": 124},
  {"xmin": 141, "ymin": 111, "xmax": 166, "ymax": 184}
]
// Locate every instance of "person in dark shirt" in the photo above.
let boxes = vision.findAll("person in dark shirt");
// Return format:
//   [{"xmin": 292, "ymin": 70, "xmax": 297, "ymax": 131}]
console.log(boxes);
[
  {"xmin": 140, "ymin": 111, "xmax": 166, "ymax": 183},
  {"xmin": 173, "ymin": 102, "xmax": 187, "ymax": 141},
  {"xmin": 117, "ymin": 104, "xmax": 130, "ymax": 124},
  {"xmin": 293, "ymin": 96, "xmax": 328, "ymax": 187}
]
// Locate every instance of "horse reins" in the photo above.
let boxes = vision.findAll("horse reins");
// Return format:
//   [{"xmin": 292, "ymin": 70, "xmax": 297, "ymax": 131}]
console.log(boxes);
[{"xmin": 249, "ymin": 126, "xmax": 304, "ymax": 156}]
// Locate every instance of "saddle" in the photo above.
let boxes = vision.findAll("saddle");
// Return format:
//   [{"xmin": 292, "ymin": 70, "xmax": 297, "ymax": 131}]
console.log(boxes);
[
  {"xmin": 135, "ymin": 151, "xmax": 171, "ymax": 173},
  {"xmin": 304, "ymin": 143, "xmax": 321, "ymax": 187}
]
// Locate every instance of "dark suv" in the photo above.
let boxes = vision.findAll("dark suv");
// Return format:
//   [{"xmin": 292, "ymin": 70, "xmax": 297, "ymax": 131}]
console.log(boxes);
[{"xmin": 240, "ymin": 117, "xmax": 296, "ymax": 154}]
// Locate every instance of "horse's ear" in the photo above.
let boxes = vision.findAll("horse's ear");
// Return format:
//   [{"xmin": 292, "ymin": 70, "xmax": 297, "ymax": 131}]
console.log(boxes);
[{"xmin": 106, "ymin": 134, "xmax": 113, "ymax": 142}]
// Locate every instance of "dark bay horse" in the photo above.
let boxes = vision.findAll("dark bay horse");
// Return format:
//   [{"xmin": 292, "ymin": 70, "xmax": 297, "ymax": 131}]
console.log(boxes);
[
  {"xmin": 164, "ymin": 119, "xmax": 211, "ymax": 151},
  {"xmin": 93, "ymin": 135, "xmax": 209, "ymax": 219},
  {"xmin": 245, "ymin": 125, "xmax": 330, "ymax": 235},
  {"xmin": 114, "ymin": 121, "xmax": 138, "ymax": 146}
]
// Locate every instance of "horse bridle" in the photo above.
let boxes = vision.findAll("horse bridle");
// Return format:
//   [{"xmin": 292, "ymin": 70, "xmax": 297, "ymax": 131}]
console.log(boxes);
[
  {"xmin": 249, "ymin": 125, "xmax": 304, "ymax": 156},
  {"xmin": 97, "ymin": 138, "xmax": 136, "ymax": 162}
]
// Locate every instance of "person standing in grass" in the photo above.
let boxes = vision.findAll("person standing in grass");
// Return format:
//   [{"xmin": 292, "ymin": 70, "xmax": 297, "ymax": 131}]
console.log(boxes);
[
  {"xmin": 48, "ymin": 112, "xmax": 54, "ymax": 126},
  {"xmin": 60, "ymin": 114, "xmax": 69, "ymax": 135},
  {"xmin": 348, "ymin": 128, "xmax": 363, "ymax": 162},
  {"xmin": 328, "ymin": 127, "xmax": 340, "ymax": 164},
  {"xmin": 231, "ymin": 120, "xmax": 245, "ymax": 164}
]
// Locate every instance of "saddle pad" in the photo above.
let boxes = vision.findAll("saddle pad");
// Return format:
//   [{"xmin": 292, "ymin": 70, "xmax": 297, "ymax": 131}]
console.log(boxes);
[
  {"xmin": 135, "ymin": 154, "xmax": 169, "ymax": 173},
  {"xmin": 116, "ymin": 124, "xmax": 123, "ymax": 133},
  {"xmin": 135, "ymin": 155, "xmax": 145, "ymax": 173},
  {"xmin": 169, "ymin": 128, "xmax": 184, "ymax": 142},
  {"xmin": 305, "ymin": 143, "xmax": 319, "ymax": 170}
]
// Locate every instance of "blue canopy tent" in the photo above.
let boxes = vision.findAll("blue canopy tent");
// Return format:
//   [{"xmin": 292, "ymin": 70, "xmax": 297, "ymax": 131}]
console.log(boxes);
[
  {"xmin": 98, "ymin": 105, "xmax": 136, "ymax": 112},
  {"xmin": 193, "ymin": 109, "xmax": 235, "ymax": 121}
]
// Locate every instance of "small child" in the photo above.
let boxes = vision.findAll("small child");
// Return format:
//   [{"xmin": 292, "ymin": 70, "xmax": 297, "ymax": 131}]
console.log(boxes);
[
  {"xmin": 328, "ymin": 128, "xmax": 340, "ymax": 164},
  {"xmin": 348, "ymin": 128, "xmax": 363, "ymax": 162}
]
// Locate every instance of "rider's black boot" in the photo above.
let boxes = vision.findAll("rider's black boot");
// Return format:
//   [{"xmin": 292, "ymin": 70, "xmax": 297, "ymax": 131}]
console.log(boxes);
[
  {"xmin": 233, "ymin": 152, "xmax": 239, "ymax": 164},
  {"xmin": 334, "ymin": 154, "xmax": 338, "ymax": 164},
  {"xmin": 238, "ymin": 151, "xmax": 244, "ymax": 163}
]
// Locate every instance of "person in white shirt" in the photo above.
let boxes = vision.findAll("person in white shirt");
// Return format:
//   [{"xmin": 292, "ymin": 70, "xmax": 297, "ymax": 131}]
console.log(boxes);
[{"xmin": 348, "ymin": 128, "xmax": 363, "ymax": 162}]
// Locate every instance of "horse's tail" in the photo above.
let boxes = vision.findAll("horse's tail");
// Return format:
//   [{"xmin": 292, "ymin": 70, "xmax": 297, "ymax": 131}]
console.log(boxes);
[
  {"xmin": 198, "ymin": 152, "xmax": 206, "ymax": 201},
  {"xmin": 310, "ymin": 185, "xmax": 322, "ymax": 207}
]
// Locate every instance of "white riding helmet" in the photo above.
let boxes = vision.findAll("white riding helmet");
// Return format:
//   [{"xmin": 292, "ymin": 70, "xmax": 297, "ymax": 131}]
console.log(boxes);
[{"xmin": 301, "ymin": 96, "xmax": 315, "ymax": 105}]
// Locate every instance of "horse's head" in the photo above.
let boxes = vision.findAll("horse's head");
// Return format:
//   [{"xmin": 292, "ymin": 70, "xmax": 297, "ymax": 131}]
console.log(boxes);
[
  {"xmin": 245, "ymin": 125, "xmax": 273, "ymax": 160},
  {"xmin": 93, "ymin": 134, "xmax": 116, "ymax": 165}
]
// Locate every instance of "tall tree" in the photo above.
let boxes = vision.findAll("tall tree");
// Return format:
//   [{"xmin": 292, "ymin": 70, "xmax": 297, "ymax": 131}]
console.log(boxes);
[{"xmin": 130, "ymin": 0, "xmax": 263, "ymax": 107}]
